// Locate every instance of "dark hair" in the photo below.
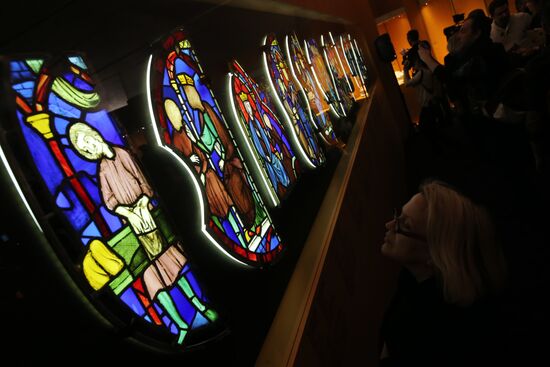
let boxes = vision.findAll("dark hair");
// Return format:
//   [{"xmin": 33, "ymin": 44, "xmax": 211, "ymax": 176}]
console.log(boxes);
[
  {"xmin": 488, "ymin": 0, "xmax": 509, "ymax": 16},
  {"xmin": 407, "ymin": 29, "xmax": 419, "ymax": 42},
  {"xmin": 467, "ymin": 9, "xmax": 492, "ymax": 39}
]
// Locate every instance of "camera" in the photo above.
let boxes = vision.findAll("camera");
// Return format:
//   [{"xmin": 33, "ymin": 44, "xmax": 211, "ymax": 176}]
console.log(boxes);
[
  {"xmin": 443, "ymin": 13, "xmax": 464, "ymax": 39},
  {"xmin": 402, "ymin": 41, "xmax": 429, "ymax": 67}
]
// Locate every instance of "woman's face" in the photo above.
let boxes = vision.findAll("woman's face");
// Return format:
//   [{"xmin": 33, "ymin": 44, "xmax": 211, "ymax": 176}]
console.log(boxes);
[{"xmin": 382, "ymin": 193, "xmax": 430, "ymax": 266}]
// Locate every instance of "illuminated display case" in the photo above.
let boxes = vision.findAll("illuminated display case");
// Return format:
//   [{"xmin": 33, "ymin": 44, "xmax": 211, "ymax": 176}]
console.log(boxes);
[
  {"xmin": 338, "ymin": 33, "xmax": 368, "ymax": 101},
  {"xmin": 0, "ymin": 0, "xmax": 375, "ymax": 365},
  {"xmin": 3, "ymin": 53, "xmax": 222, "ymax": 348},
  {"xmin": 147, "ymin": 28, "xmax": 284, "ymax": 266},
  {"xmin": 320, "ymin": 33, "xmax": 355, "ymax": 116},
  {"xmin": 228, "ymin": 59, "xmax": 300, "ymax": 207},
  {"xmin": 285, "ymin": 32, "xmax": 343, "ymax": 148},
  {"xmin": 261, "ymin": 33, "xmax": 325, "ymax": 169}
]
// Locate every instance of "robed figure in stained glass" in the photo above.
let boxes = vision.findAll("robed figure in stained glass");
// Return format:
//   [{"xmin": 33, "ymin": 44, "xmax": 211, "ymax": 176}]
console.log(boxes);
[
  {"xmin": 228, "ymin": 60, "xmax": 299, "ymax": 207},
  {"xmin": 262, "ymin": 33, "xmax": 324, "ymax": 169},
  {"xmin": 5, "ymin": 55, "xmax": 219, "ymax": 347},
  {"xmin": 68, "ymin": 121, "xmax": 218, "ymax": 344},
  {"xmin": 148, "ymin": 30, "xmax": 284, "ymax": 264}
]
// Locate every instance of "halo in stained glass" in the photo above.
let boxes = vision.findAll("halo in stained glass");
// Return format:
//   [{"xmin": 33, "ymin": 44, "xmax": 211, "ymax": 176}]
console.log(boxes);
[
  {"xmin": 335, "ymin": 33, "xmax": 367, "ymax": 102},
  {"xmin": 285, "ymin": 33, "xmax": 342, "ymax": 148},
  {"xmin": 320, "ymin": 34, "xmax": 354, "ymax": 115},
  {"xmin": 3, "ymin": 54, "xmax": 222, "ymax": 349},
  {"xmin": 262, "ymin": 33, "xmax": 324, "ymax": 169},
  {"xmin": 146, "ymin": 28, "xmax": 284, "ymax": 266},
  {"xmin": 227, "ymin": 60, "xmax": 299, "ymax": 208},
  {"xmin": 304, "ymin": 38, "xmax": 345, "ymax": 118}
]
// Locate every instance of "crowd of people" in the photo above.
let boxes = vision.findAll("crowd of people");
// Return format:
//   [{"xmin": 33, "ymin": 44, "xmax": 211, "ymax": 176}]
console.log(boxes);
[{"xmin": 380, "ymin": 1, "xmax": 550, "ymax": 365}]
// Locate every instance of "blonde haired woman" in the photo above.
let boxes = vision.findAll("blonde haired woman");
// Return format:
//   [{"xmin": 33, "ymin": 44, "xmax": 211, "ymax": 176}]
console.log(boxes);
[{"xmin": 379, "ymin": 179, "xmax": 508, "ymax": 366}]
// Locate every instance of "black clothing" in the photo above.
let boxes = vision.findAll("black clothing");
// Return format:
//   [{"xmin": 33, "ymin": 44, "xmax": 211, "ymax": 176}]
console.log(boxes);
[
  {"xmin": 380, "ymin": 269, "xmax": 506, "ymax": 367},
  {"xmin": 436, "ymin": 38, "xmax": 509, "ymax": 119}
]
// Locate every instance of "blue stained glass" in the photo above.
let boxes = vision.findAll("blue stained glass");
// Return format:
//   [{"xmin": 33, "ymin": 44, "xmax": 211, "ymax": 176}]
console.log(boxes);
[
  {"xmin": 10, "ymin": 61, "xmax": 24, "ymax": 72},
  {"xmin": 259, "ymin": 238, "xmax": 268, "ymax": 253},
  {"xmin": 154, "ymin": 302, "xmax": 164, "ymax": 316},
  {"xmin": 185, "ymin": 270, "xmax": 202, "ymax": 300},
  {"xmin": 18, "ymin": 113, "xmax": 64, "ymax": 194},
  {"xmin": 271, "ymin": 235, "xmax": 279, "ymax": 249},
  {"xmin": 73, "ymin": 76, "xmax": 94, "ymax": 92},
  {"xmin": 60, "ymin": 138, "xmax": 69, "ymax": 146},
  {"xmin": 68, "ymin": 56, "xmax": 87, "ymax": 70},
  {"xmin": 182, "ymin": 264, "xmax": 190, "ymax": 274},
  {"xmin": 58, "ymin": 182, "xmax": 91, "ymax": 230},
  {"xmin": 13, "ymin": 81, "xmax": 35, "ymax": 99},
  {"xmin": 162, "ymin": 85, "xmax": 178, "ymax": 102},
  {"xmin": 174, "ymin": 58, "xmax": 196, "ymax": 82},
  {"xmin": 170, "ymin": 287, "xmax": 196, "ymax": 325},
  {"xmin": 81, "ymin": 237, "xmax": 91, "ymax": 246},
  {"xmin": 54, "ymin": 117, "xmax": 70, "ymax": 135},
  {"xmin": 163, "ymin": 72, "xmax": 170, "ymax": 87},
  {"xmin": 161, "ymin": 315, "xmax": 171, "ymax": 327},
  {"xmin": 168, "ymin": 320, "xmax": 178, "ymax": 334},
  {"xmin": 100, "ymin": 206, "xmax": 122, "ymax": 232},
  {"xmin": 84, "ymin": 111, "xmax": 124, "ymax": 146},
  {"xmin": 194, "ymin": 77, "xmax": 216, "ymax": 110},
  {"xmin": 13, "ymin": 69, "xmax": 34, "ymax": 83},
  {"xmin": 144, "ymin": 315, "xmax": 152, "ymax": 323},
  {"xmin": 190, "ymin": 108, "xmax": 201, "ymax": 135},
  {"xmin": 222, "ymin": 220, "xmax": 239, "ymax": 244},
  {"xmin": 121, "ymin": 288, "xmax": 147, "ymax": 317},
  {"xmin": 64, "ymin": 148, "xmax": 99, "ymax": 183},
  {"xmin": 80, "ymin": 174, "xmax": 101, "ymax": 205},
  {"xmin": 55, "ymin": 191, "xmax": 71, "ymax": 209},
  {"xmin": 82, "ymin": 221, "xmax": 100, "ymax": 237},
  {"xmin": 210, "ymin": 150, "xmax": 222, "ymax": 176},
  {"xmin": 49, "ymin": 92, "xmax": 81, "ymax": 119},
  {"xmin": 63, "ymin": 72, "xmax": 76, "ymax": 84},
  {"xmin": 191, "ymin": 312, "xmax": 208, "ymax": 328}
]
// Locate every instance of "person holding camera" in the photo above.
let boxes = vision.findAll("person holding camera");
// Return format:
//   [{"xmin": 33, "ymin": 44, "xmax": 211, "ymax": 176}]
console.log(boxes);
[
  {"xmin": 401, "ymin": 29, "xmax": 420, "ymax": 74},
  {"xmin": 402, "ymin": 37, "xmax": 449, "ymax": 133}
]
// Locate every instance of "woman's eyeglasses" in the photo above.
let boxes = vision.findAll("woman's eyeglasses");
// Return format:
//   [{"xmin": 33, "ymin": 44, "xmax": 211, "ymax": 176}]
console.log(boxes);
[{"xmin": 393, "ymin": 208, "xmax": 427, "ymax": 242}]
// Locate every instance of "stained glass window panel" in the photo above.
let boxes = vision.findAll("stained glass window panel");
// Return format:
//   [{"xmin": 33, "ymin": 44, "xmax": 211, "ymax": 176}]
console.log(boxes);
[
  {"xmin": 335, "ymin": 33, "xmax": 367, "ymax": 102},
  {"xmin": 304, "ymin": 38, "xmax": 346, "ymax": 118},
  {"xmin": 352, "ymin": 37, "xmax": 369, "ymax": 88},
  {"xmin": 4, "ymin": 54, "xmax": 221, "ymax": 348},
  {"xmin": 320, "ymin": 34, "xmax": 354, "ymax": 115},
  {"xmin": 285, "ymin": 33, "xmax": 342, "ymax": 148},
  {"xmin": 228, "ymin": 60, "xmax": 299, "ymax": 208},
  {"xmin": 147, "ymin": 29, "xmax": 285, "ymax": 266},
  {"xmin": 341, "ymin": 34, "xmax": 369, "ymax": 99},
  {"xmin": 262, "ymin": 33, "xmax": 325, "ymax": 168}
]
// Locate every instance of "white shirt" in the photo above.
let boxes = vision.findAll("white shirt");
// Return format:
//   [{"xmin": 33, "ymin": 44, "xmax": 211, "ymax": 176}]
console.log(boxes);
[{"xmin": 491, "ymin": 13, "xmax": 532, "ymax": 51}]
